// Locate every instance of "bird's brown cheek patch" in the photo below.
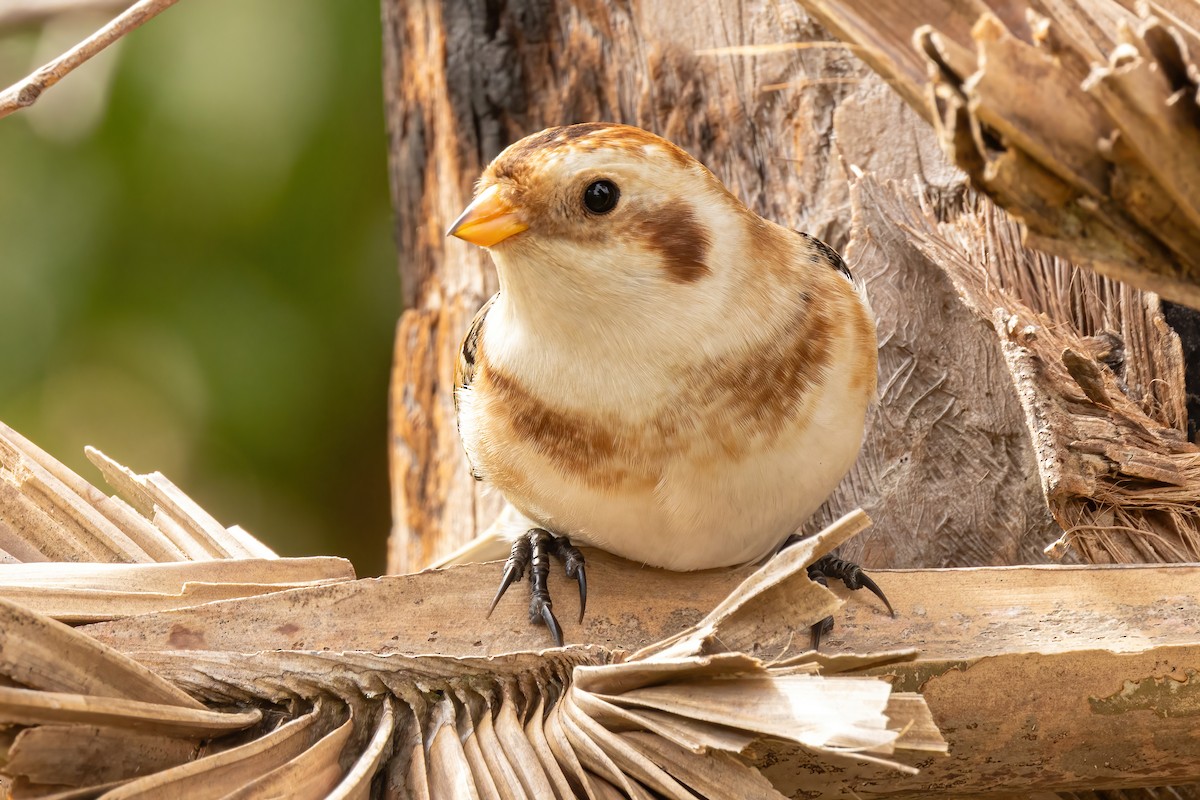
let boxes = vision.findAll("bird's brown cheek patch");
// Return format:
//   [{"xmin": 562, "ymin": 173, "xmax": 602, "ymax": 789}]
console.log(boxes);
[{"xmin": 638, "ymin": 205, "xmax": 712, "ymax": 283}]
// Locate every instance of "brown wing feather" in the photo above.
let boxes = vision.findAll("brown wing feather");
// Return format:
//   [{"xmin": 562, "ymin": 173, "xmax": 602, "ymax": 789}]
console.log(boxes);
[
  {"xmin": 455, "ymin": 293, "xmax": 498, "ymax": 481},
  {"xmin": 455, "ymin": 294, "xmax": 497, "ymax": 407},
  {"xmin": 794, "ymin": 230, "xmax": 852, "ymax": 280}
]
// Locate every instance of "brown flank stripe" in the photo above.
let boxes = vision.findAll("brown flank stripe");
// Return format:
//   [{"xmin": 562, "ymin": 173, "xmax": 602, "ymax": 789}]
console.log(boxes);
[
  {"xmin": 482, "ymin": 366, "xmax": 658, "ymax": 490},
  {"xmin": 473, "ymin": 291, "xmax": 841, "ymax": 490},
  {"xmin": 685, "ymin": 295, "xmax": 835, "ymax": 445}
]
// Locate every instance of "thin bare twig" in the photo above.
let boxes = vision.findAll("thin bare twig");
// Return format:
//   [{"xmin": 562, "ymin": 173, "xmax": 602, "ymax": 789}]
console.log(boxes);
[
  {"xmin": 0, "ymin": 0, "xmax": 134, "ymax": 32},
  {"xmin": 0, "ymin": 0, "xmax": 179, "ymax": 121}
]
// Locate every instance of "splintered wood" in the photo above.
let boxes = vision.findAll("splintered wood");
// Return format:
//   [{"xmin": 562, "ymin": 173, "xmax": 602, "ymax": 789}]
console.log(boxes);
[
  {"xmin": 794, "ymin": 0, "xmax": 1200, "ymax": 307},
  {"xmin": 0, "ymin": 420, "xmax": 284, "ymax": 564}
]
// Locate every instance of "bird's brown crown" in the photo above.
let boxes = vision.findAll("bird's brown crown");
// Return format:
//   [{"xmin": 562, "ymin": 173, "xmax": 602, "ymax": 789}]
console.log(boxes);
[{"xmin": 486, "ymin": 123, "xmax": 695, "ymax": 183}]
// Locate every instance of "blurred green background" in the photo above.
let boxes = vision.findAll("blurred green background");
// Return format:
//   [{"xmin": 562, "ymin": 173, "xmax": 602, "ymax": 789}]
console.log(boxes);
[{"xmin": 0, "ymin": 1, "xmax": 397, "ymax": 575}]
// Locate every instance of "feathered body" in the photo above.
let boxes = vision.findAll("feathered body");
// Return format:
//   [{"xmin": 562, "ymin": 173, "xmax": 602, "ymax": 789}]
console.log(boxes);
[{"xmin": 451, "ymin": 123, "xmax": 877, "ymax": 571}]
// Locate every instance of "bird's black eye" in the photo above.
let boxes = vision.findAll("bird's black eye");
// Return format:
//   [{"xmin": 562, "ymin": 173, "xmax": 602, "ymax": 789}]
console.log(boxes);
[{"xmin": 583, "ymin": 180, "xmax": 619, "ymax": 214}]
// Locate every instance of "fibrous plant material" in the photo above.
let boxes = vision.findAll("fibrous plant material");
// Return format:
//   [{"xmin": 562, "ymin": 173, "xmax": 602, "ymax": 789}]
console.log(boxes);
[
  {"xmin": 0, "ymin": 421, "xmax": 941, "ymax": 798},
  {"xmin": 794, "ymin": 0, "xmax": 1200, "ymax": 308},
  {"xmin": 5, "ymin": 421, "xmax": 1200, "ymax": 796}
]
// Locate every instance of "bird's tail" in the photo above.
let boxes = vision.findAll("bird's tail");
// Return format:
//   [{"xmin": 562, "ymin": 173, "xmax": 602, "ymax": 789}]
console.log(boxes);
[{"xmin": 426, "ymin": 503, "xmax": 536, "ymax": 568}]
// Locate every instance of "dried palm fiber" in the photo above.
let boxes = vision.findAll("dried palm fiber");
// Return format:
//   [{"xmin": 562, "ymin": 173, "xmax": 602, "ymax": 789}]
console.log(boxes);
[
  {"xmin": 870, "ymin": 176, "xmax": 1197, "ymax": 565},
  {"xmin": 803, "ymin": 171, "xmax": 1192, "ymax": 566},
  {"xmin": 0, "ymin": 420, "xmax": 942, "ymax": 798},
  {"xmin": 788, "ymin": 0, "xmax": 1198, "ymax": 569},
  {"xmin": 812, "ymin": 173, "xmax": 1197, "ymax": 799},
  {"xmin": 826, "ymin": 172, "xmax": 1196, "ymax": 569},
  {"xmin": 795, "ymin": 0, "xmax": 1200, "ymax": 309}
]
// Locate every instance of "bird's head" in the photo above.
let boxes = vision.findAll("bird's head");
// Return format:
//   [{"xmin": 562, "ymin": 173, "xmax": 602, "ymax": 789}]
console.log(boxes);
[{"xmin": 448, "ymin": 124, "xmax": 754, "ymax": 324}]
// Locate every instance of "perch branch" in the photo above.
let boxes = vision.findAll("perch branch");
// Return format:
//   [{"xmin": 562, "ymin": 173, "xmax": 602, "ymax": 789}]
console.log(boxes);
[
  {"xmin": 0, "ymin": 0, "xmax": 178, "ymax": 120},
  {"xmin": 68, "ymin": 556, "xmax": 1200, "ymax": 800},
  {"xmin": 76, "ymin": 557, "xmax": 1200, "ymax": 797}
]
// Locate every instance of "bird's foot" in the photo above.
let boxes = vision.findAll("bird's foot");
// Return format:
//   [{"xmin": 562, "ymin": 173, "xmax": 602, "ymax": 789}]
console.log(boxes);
[
  {"xmin": 486, "ymin": 528, "xmax": 587, "ymax": 647},
  {"xmin": 804, "ymin": 552, "xmax": 894, "ymax": 650}
]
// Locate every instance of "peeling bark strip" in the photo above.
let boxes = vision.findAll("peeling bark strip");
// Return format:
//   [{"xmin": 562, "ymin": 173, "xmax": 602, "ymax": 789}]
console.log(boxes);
[{"xmin": 795, "ymin": 0, "xmax": 1200, "ymax": 308}]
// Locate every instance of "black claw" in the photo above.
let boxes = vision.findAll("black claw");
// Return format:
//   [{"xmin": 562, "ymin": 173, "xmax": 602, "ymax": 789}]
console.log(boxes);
[
  {"xmin": 810, "ymin": 615, "xmax": 834, "ymax": 650},
  {"xmin": 806, "ymin": 567, "xmax": 831, "ymax": 650},
  {"xmin": 549, "ymin": 536, "xmax": 587, "ymax": 623},
  {"xmin": 575, "ymin": 564, "xmax": 587, "ymax": 624},
  {"xmin": 490, "ymin": 529, "xmax": 587, "ymax": 647},
  {"xmin": 528, "ymin": 530, "xmax": 564, "ymax": 646},
  {"xmin": 805, "ymin": 554, "xmax": 894, "ymax": 650},
  {"xmin": 811, "ymin": 554, "xmax": 894, "ymax": 617},
  {"xmin": 487, "ymin": 536, "xmax": 531, "ymax": 618},
  {"xmin": 538, "ymin": 600, "xmax": 564, "ymax": 648},
  {"xmin": 851, "ymin": 570, "xmax": 895, "ymax": 617}
]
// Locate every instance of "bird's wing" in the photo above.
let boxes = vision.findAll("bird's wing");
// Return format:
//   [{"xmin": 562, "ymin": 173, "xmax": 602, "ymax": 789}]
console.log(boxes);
[
  {"xmin": 454, "ymin": 292, "xmax": 498, "ymax": 414},
  {"xmin": 455, "ymin": 292, "xmax": 498, "ymax": 481},
  {"xmin": 794, "ymin": 230, "xmax": 853, "ymax": 281}
]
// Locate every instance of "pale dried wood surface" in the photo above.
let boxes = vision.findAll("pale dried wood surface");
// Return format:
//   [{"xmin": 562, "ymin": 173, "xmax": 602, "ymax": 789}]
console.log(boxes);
[
  {"xmin": 0, "ymin": 488, "xmax": 945, "ymax": 799},
  {"xmin": 841, "ymin": 176, "xmax": 1200, "ymax": 569},
  {"xmin": 1, "ymin": 422, "xmax": 1198, "ymax": 796},
  {"xmin": 803, "ymin": 167, "xmax": 1061, "ymax": 567},
  {"xmin": 80, "ymin": 555, "xmax": 1200, "ymax": 798},
  {"xmin": 79, "ymin": 556, "xmax": 1200, "ymax": 660}
]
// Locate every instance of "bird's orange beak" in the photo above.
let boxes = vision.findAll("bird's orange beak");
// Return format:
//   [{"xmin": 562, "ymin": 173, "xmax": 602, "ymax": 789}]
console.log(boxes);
[{"xmin": 447, "ymin": 185, "xmax": 528, "ymax": 247}]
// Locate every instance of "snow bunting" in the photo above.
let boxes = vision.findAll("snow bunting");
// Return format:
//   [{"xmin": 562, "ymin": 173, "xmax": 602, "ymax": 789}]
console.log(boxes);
[{"xmin": 447, "ymin": 123, "xmax": 883, "ymax": 645}]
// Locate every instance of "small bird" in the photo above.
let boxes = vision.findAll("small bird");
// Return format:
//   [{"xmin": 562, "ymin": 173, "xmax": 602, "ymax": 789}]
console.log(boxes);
[{"xmin": 447, "ymin": 122, "xmax": 885, "ymax": 646}]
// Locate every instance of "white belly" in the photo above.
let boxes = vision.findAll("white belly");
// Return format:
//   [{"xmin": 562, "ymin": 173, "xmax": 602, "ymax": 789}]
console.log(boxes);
[{"xmin": 460, "ymin": 371, "xmax": 868, "ymax": 571}]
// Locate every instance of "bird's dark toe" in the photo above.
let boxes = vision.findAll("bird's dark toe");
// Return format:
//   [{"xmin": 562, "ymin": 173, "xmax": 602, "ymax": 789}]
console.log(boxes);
[
  {"xmin": 548, "ymin": 535, "xmax": 587, "ymax": 623},
  {"xmin": 488, "ymin": 529, "xmax": 588, "ymax": 646},
  {"xmin": 802, "ymin": 552, "xmax": 894, "ymax": 649},
  {"xmin": 810, "ymin": 615, "xmax": 835, "ymax": 650},
  {"xmin": 531, "ymin": 594, "xmax": 564, "ymax": 648},
  {"xmin": 487, "ymin": 535, "xmax": 532, "ymax": 618},
  {"xmin": 528, "ymin": 529, "xmax": 565, "ymax": 646},
  {"xmin": 810, "ymin": 553, "xmax": 894, "ymax": 617}
]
